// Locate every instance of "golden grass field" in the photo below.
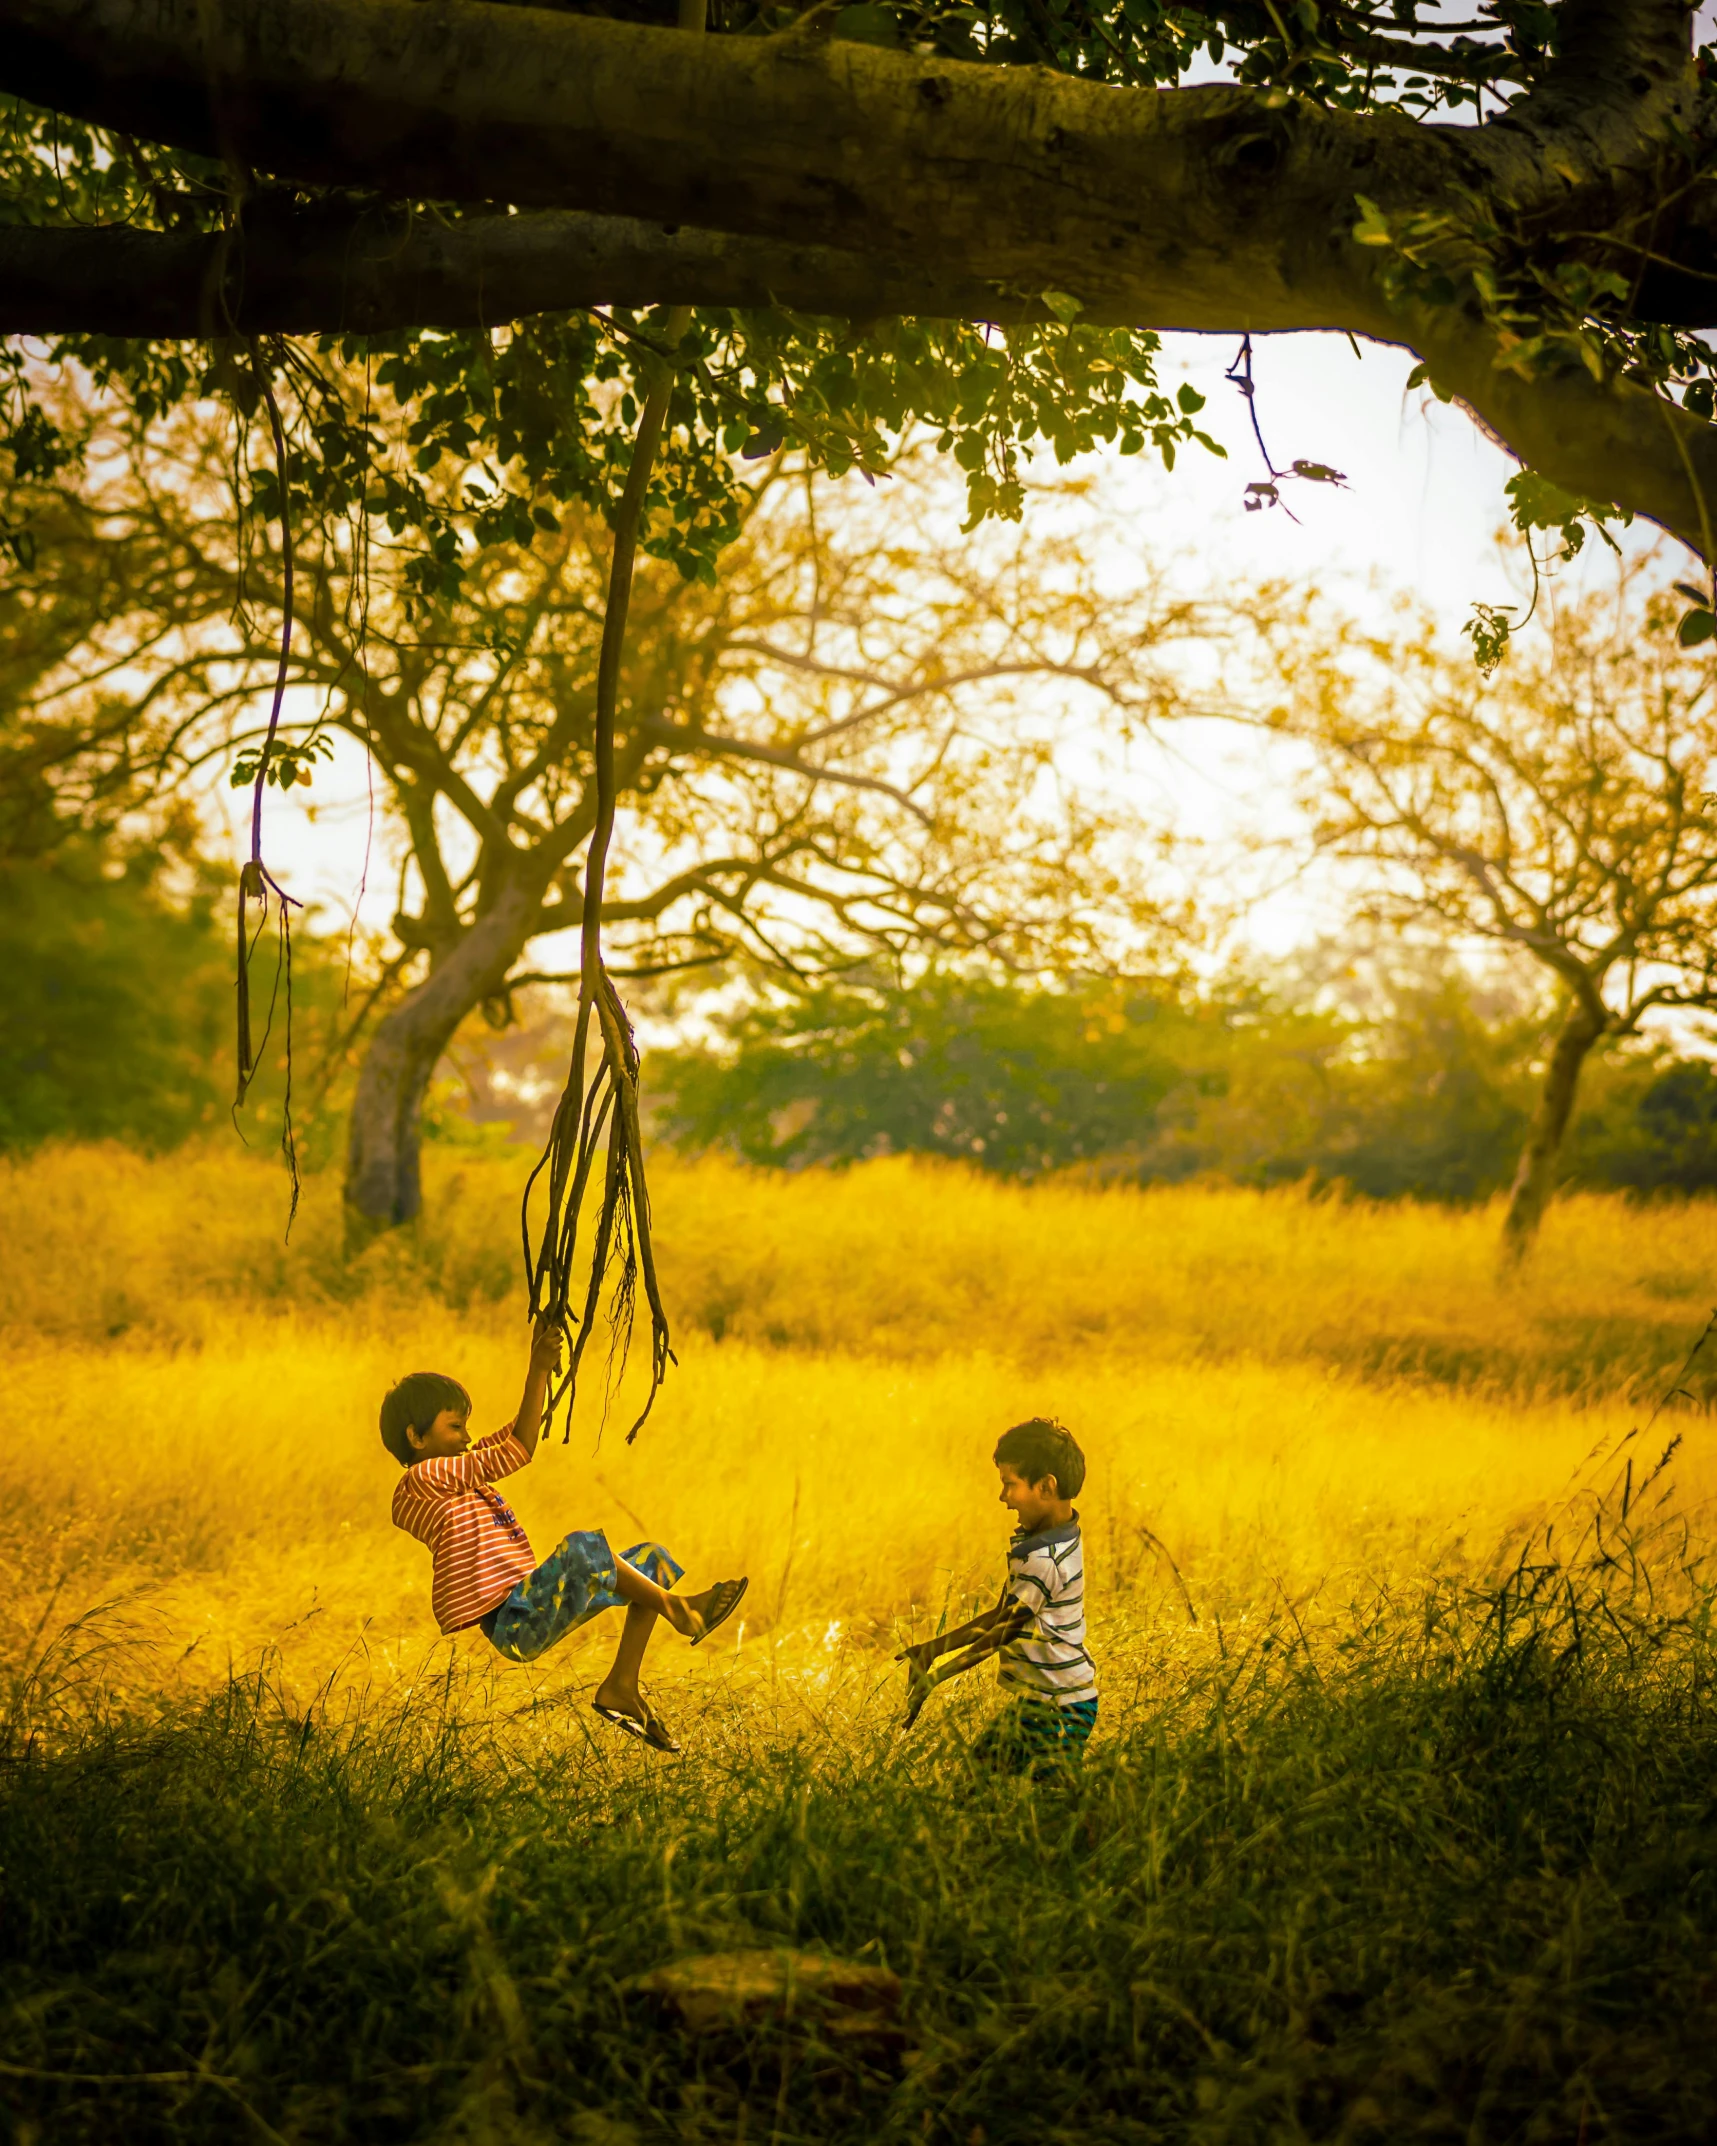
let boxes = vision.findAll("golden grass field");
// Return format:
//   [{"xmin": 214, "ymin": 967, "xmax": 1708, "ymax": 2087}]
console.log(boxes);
[
  {"xmin": 11, "ymin": 1140, "xmax": 1717, "ymax": 2146},
  {"xmin": 6, "ymin": 1139, "xmax": 1715, "ymax": 1741}
]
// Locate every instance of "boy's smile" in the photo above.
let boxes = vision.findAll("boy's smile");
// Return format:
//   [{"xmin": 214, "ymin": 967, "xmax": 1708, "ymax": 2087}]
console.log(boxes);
[
  {"xmin": 409, "ymin": 1407, "xmax": 472, "ymax": 1460},
  {"xmin": 997, "ymin": 1460, "xmax": 1071, "ymax": 1536}
]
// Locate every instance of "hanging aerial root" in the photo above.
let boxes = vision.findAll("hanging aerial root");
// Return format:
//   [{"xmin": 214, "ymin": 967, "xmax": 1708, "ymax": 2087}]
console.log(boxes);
[
  {"xmin": 522, "ymin": 311, "xmax": 690, "ymax": 1443},
  {"xmin": 233, "ymin": 855, "xmax": 304, "ymax": 1229},
  {"xmin": 526, "ymin": 965, "xmax": 677, "ymax": 1443},
  {"xmin": 232, "ymin": 350, "xmax": 304, "ymax": 1230},
  {"xmin": 519, "ymin": 3, "xmax": 705, "ymax": 1443}
]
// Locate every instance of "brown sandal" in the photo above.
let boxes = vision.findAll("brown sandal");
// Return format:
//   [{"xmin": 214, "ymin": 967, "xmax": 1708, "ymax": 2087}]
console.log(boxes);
[
  {"xmin": 592, "ymin": 1698, "xmax": 681, "ymax": 1754},
  {"xmin": 688, "ymin": 1576, "xmax": 748, "ymax": 1647}
]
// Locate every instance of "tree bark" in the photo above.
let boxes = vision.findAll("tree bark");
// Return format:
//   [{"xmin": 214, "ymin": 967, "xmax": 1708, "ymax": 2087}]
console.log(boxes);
[
  {"xmin": 5, "ymin": 0, "xmax": 1717, "ymax": 546},
  {"xmin": 1500, "ymin": 991, "xmax": 1608, "ymax": 1267},
  {"xmin": 0, "ymin": 0, "xmax": 1426, "ymax": 324},
  {"xmin": 0, "ymin": 207, "xmax": 1058, "ymax": 338},
  {"xmin": 344, "ymin": 876, "xmax": 543, "ymax": 1233}
]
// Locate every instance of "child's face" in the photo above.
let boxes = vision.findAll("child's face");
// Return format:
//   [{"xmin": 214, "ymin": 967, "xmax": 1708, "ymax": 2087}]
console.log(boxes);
[
  {"xmin": 997, "ymin": 1461, "xmax": 1063, "ymax": 1534},
  {"xmin": 409, "ymin": 1407, "xmax": 472, "ymax": 1460}
]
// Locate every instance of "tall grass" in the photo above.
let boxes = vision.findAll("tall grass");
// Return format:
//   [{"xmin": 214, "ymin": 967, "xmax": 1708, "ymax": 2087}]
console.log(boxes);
[
  {"xmin": 6, "ymin": 1544, "xmax": 1717, "ymax": 2144},
  {"xmin": 5, "ymin": 1138, "xmax": 1716, "ymax": 1393},
  {"xmin": 5, "ymin": 1142, "xmax": 1717, "ymax": 2140}
]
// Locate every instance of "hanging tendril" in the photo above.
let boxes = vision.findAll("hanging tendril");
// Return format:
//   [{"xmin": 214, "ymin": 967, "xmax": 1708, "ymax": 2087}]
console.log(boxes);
[
  {"xmin": 521, "ymin": 309, "xmax": 690, "ymax": 1446},
  {"xmin": 233, "ymin": 347, "xmax": 304, "ymax": 1232}
]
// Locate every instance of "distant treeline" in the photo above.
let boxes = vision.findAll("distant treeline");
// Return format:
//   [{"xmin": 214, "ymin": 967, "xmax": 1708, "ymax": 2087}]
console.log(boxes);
[
  {"xmin": 654, "ymin": 971, "xmax": 1717, "ymax": 1202},
  {"xmin": 8, "ymin": 847, "xmax": 1717, "ymax": 1201}
]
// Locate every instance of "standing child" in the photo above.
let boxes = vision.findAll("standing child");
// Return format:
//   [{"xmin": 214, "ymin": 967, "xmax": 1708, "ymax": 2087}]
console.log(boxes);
[
  {"xmin": 382, "ymin": 1316, "xmax": 747, "ymax": 1753},
  {"xmin": 896, "ymin": 1417, "xmax": 1097, "ymax": 1775}
]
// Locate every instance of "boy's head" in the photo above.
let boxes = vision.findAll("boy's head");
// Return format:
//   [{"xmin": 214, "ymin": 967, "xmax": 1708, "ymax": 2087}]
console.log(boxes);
[
  {"xmin": 993, "ymin": 1417, "xmax": 1085, "ymax": 1532},
  {"xmin": 380, "ymin": 1372, "xmax": 473, "ymax": 1466}
]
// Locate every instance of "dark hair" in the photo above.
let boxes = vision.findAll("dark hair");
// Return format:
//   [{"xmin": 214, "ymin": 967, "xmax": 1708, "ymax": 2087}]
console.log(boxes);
[
  {"xmin": 380, "ymin": 1372, "xmax": 472, "ymax": 1466},
  {"xmin": 993, "ymin": 1417, "xmax": 1086, "ymax": 1500}
]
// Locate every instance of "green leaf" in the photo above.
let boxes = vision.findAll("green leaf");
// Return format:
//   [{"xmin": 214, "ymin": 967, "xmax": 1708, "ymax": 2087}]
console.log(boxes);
[
  {"xmin": 1677, "ymin": 608, "xmax": 1717, "ymax": 648},
  {"xmin": 1503, "ymin": 470, "xmax": 1631, "ymax": 560},
  {"xmin": 1464, "ymin": 602, "xmax": 1515, "ymax": 675}
]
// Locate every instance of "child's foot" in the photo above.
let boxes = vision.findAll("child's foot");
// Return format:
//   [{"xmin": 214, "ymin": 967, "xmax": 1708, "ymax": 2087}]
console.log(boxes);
[
  {"xmin": 592, "ymin": 1681, "xmax": 680, "ymax": 1753},
  {"xmin": 666, "ymin": 1576, "xmax": 748, "ymax": 1646}
]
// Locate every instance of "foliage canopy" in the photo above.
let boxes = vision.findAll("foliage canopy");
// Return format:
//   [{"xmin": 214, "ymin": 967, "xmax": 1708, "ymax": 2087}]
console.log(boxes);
[{"xmin": 5, "ymin": 0, "xmax": 1717, "ymax": 596}]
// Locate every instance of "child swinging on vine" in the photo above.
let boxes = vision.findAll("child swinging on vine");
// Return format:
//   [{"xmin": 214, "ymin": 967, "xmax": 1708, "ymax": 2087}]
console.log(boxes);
[{"xmin": 382, "ymin": 1316, "xmax": 747, "ymax": 1753}]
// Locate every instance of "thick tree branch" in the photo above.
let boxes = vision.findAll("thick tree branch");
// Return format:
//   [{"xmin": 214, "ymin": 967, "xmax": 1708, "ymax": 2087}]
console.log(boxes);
[
  {"xmin": 0, "ymin": 206, "xmax": 1070, "ymax": 337},
  {"xmin": 1410, "ymin": 307, "xmax": 1717, "ymax": 562},
  {"xmin": 0, "ymin": 0, "xmax": 1484, "ymax": 332},
  {"xmin": 1325, "ymin": 25, "xmax": 1528, "ymax": 82},
  {"xmin": 5, "ymin": 0, "xmax": 1717, "ymax": 548}
]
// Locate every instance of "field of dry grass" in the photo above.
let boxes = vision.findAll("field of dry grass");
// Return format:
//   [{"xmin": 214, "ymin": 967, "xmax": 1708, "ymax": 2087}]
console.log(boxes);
[
  {"xmin": 4, "ymin": 1139, "xmax": 1711, "ymax": 1720},
  {"xmin": 8, "ymin": 1142, "xmax": 1717, "ymax": 2143}
]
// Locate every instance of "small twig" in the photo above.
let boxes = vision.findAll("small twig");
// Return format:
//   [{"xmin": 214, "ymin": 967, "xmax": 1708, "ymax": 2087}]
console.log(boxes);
[
  {"xmin": 0, "ymin": 2060, "xmax": 243, "ymax": 2087},
  {"xmin": 1225, "ymin": 334, "xmax": 1300, "ymax": 524},
  {"xmin": 1138, "ymin": 1524, "xmax": 1199, "ymax": 1626}
]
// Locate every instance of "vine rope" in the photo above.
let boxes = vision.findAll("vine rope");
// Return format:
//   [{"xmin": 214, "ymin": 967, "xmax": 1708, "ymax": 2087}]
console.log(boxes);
[
  {"xmin": 518, "ymin": 0, "xmax": 706, "ymax": 1444},
  {"xmin": 234, "ymin": 350, "xmax": 303, "ymax": 1230},
  {"xmin": 520, "ymin": 307, "xmax": 691, "ymax": 1442}
]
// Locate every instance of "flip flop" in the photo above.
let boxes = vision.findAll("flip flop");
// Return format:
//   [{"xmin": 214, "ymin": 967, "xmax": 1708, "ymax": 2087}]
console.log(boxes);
[
  {"xmin": 688, "ymin": 1575, "xmax": 748, "ymax": 1648},
  {"xmin": 592, "ymin": 1699, "xmax": 681, "ymax": 1754}
]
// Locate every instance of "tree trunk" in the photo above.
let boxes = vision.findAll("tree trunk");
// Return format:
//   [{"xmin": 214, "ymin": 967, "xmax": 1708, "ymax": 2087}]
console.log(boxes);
[
  {"xmin": 1499, "ymin": 992, "xmax": 1607, "ymax": 1267},
  {"xmin": 344, "ymin": 879, "xmax": 542, "ymax": 1234}
]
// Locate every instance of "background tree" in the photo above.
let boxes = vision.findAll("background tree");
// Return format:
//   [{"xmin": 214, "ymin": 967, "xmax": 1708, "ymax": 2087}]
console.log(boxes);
[
  {"xmin": 653, "ymin": 947, "xmax": 1548, "ymax": 1195},
  {"xmin": 9, "ymin": 0, "xmax": 1717, "ymax": 1406},
  {"xmin": 0, "ymin": 832, "xmax": 231, "ymax": 1152},
  {"xmin": 0, "ymin": 822, "xmax": 348, "ymax": 1156},
  {"xmin": 8, "ymin": 396, "xmax": 1243, "ymax": 1226},
  {"xmin": 1291, "ymin": 563, "xmax": 1717, "ymax": 1261},
  {"xmin": 0, "ymin": 396, "xmax": 233, "ymax": 858}
]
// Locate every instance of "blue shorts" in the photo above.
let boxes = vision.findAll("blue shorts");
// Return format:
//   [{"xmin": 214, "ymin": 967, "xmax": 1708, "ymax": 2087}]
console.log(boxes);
[
  {"xmin": 970, "ymin": 1696, "xmax": 1099, "ymax": 1778},
  {"xmin": 479, "ymin": 1530, "xmax": 683, "ymax": 1664}
]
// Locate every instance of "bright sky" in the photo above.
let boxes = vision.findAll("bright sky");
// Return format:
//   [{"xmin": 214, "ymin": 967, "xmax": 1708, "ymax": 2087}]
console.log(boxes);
[{"xmin": 200, "ymin": 327, "xmax": 1693, "ymax": 984}]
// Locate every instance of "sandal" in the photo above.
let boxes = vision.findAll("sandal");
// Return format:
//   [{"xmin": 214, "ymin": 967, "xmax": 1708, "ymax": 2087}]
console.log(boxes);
[
  {"xmin": 687, "ymin": 1575, "xmax": 748, "ymax": 1648},
  {"xmin": 592, "ymin": 1699, "xmax": 681, "ymax": 1754}
]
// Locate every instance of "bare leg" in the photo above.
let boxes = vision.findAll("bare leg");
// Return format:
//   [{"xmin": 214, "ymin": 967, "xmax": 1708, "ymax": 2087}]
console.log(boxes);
[
  {"xmin": 593, "ymin": 1560, "xmax": 731, "ymax": 1719},
  {"xmin": 594, "ymin": 1601, "xmax": 660, "ymax": 1717},
  {"xmin": 609, "ymin": 1557, "xmax": 725, "ymax": 1640}
]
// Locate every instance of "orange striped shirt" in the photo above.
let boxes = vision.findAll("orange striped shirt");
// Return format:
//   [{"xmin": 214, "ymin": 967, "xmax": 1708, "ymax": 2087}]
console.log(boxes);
[{"xmin": 391, "ymin": 1424, "xmax": 538, "ymax": 1634}]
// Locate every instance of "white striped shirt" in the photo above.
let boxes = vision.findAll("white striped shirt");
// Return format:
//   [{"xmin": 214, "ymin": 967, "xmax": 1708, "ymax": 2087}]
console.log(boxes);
[
  {"xmin": 391, "ymin": 1424, "xmax": 537, "ymax": 1634},
  {"xmin": 999, "ymin": 1516, "xmax": 1097, "ymax": 1706}
]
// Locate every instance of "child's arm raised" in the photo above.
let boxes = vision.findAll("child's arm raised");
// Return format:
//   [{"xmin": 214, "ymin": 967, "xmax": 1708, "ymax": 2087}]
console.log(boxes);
[{"xmin": 514, "ymin": 1315, "xmax": 564, "ymax": 1448}]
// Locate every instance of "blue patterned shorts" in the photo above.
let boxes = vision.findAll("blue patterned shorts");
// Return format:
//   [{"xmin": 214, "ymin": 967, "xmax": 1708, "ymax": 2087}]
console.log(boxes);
[
  {"xmin": 479, "ymin": 1530, "xmax": 683, "ymax": 1664},
  {"xmin": 970, "ymin": 1696, "xmax": 1099, "ymax": 1778}
]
